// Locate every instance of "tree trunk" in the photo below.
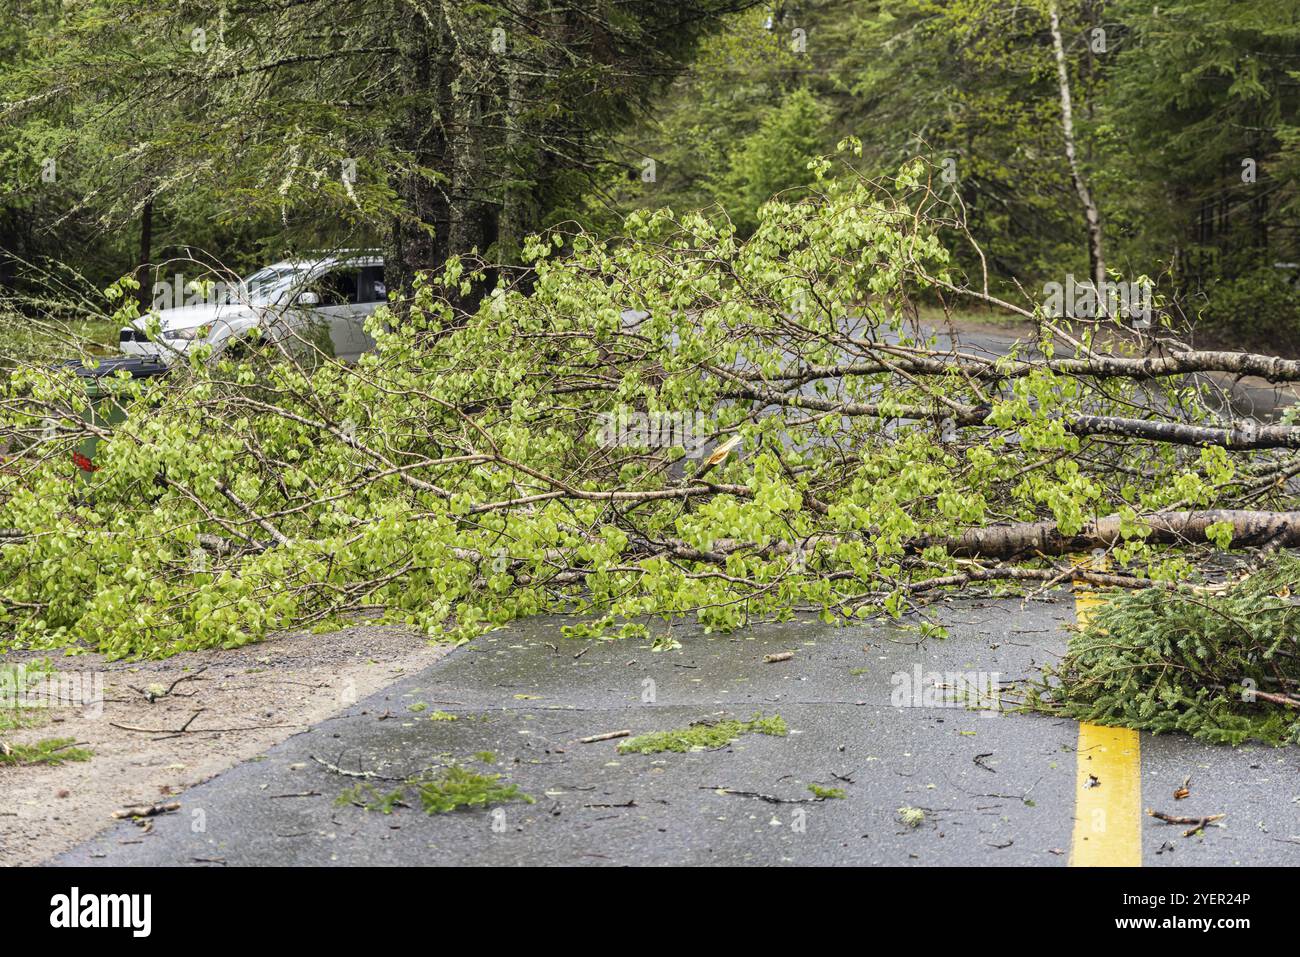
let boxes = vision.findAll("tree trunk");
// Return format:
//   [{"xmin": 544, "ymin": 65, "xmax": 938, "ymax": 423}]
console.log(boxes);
[
  {"xmin": 1049, "ymin": 2, "xmax": 1106, "ymax": 291},
  {"xmin": 136, "ymin": 197, "xmax": 153, "ymax": 314},
  {"xmin": 921, "ymin": 510, "xmax": 1300, "ymax": 558}
]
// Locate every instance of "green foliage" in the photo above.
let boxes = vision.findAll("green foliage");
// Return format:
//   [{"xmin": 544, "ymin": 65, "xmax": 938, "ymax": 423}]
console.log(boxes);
[
  {"xmin": 721, "ymin": 87, "xmax": 831, "ymax": 234},
  {"xmin": 1105, "ymin": 0, "xmax": 1300, "ymax": 282},
  {"xmin": 0, "ymin": 163, "xmax": 1258, "ymax": 659},
  {"xmin": 585, "ymin": 7, "xmax": 807, "ymax": 231},
  {"xmin": 335, "ymin": 782, "xmax": 409, "ymax": 815},
  {"xmin": 600, "ymin": 0, "xmax": 1300, "ymax": 336},
  {"xmin": 896, "ymin": 805, "xmax": 925, "ymax": 827},
  {"xmin": 2, "ymin": 0, "xmax": 757, "ymax": 302},
  {"xmin": 617, "ymin": 713, "xmax": 788, "ymax": 754},
  {"xmin": 1035, "ymin": 558, "xmax": 1300, "ymax": 745},
  {"xmin": 1200, "ymin": 266, "xmax": 1300, "ymax": 344},
  {"xmin": 336, "ymin": 764, "xmax": 533, "ymax": 815},
  {"xmin": 415, "ymin": 765, "xmax": 534, "ymax": 814},
  {"xmin": 0, "ymin": 658, "xmax": 55, "ymax": 731},
  {"xmin": 0, "ymin": 736, "xmax": 92, "ymax": 766},
  {"xmin": 806, "ymin": 783, "xmax": 846, "ymax": 799}
]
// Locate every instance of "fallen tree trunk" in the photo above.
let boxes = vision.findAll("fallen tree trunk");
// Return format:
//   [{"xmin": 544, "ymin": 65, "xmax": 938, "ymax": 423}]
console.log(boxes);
[
  {"xmin": 923, "ymin": 510, "xmax": 1300, "ymax": 558},
  {"xmin": 734, "ymin": 348, "xmax": 1300, "ymax": 386},
  {"xmin": 722, "ymin": 380, "xmax": 1300, "ymax": 450},
  {"xmin": 1066, "ymin": 416, "xmax": 1300, "ymax": 450}
]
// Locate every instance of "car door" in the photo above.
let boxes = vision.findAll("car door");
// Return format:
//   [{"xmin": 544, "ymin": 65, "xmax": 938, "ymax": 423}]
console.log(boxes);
[
  {"xmin": 310, "ymin": 267, "xmax": 364, "ymax": 361},
  {"xmin": 352, "ymin": 264, "xmax": 386, "ymax": 356}
]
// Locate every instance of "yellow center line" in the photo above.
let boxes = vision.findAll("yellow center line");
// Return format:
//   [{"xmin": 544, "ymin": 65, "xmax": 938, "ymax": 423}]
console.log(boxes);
[{"xmin": 1068, "ymin": 577, "xmax": 1142, "ymax": 867}]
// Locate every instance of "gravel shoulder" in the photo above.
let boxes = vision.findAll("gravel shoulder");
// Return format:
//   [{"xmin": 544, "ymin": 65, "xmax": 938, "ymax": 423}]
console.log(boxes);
[{"xmin": 0, "ymin": 623, "xmax": 452, "ymax": 866}]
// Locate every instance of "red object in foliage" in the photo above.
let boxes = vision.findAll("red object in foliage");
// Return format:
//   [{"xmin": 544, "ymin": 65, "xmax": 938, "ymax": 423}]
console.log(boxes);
[{"xmin": 72, "ymin": 452, "xmax": 98, "ymax": 472}]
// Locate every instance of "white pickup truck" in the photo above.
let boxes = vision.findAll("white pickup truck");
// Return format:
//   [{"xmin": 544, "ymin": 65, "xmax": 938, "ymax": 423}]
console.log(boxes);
[{"xmin": 119, "ymin": 253, "xmax": 386, "ymax": 364}]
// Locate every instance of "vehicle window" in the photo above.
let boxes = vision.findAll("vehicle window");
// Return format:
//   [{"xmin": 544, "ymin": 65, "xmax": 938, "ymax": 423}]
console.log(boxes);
[
  {"xmin": 316, "ymin": 269, "xmax": 360, "ymax": 306},
  {"xmin": 358, "ymin": 265, "xmax": 387, "ymax": 304},
  {"xmin": 242, "ymin": 265, "xmax": 303, "ymax": 305}
]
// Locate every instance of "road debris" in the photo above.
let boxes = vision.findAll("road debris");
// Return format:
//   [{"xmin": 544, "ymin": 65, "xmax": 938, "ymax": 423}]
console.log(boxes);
[
  {"xmin": 577, "ymin": 730, "xmax": 631, "ymax": 744},
  {"xmin": 1147, "ymin": 808, "xmax": 1226, "ymax": 837},
  {"xmin": 112, "ymin": 801, "xmax": 180, "ymax": 821}
]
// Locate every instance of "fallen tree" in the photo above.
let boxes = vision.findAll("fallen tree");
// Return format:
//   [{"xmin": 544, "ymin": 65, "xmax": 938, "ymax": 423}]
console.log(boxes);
[{"xmin": 1, "ymin": 157, "xmax": 1298, "ymax": 746}]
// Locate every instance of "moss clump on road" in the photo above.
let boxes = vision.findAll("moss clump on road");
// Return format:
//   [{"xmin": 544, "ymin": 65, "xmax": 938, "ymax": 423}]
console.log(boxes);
[
  {"xmin": 415, "ymin": 765, "xmax": 533, "ymax": 814},
  {"xmin": 897, "ymin": 806, "xmax": 925, "ymax": 828},
  {"xmin": 337, "ymin": 763, "xmax": 533, "ymax": 815},
  {"xmin": 807, "ymin": 783, "xmax": 846, "ymax": 799},
  {"xmin": 617, "ymin": 713, "xmax": 787, "ymax": 754}
]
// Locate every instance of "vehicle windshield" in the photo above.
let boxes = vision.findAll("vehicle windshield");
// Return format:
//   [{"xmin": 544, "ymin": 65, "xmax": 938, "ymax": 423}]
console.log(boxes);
[{"xmin": 239, "ymin": 265, "xmax": 308, "ymax": 305}]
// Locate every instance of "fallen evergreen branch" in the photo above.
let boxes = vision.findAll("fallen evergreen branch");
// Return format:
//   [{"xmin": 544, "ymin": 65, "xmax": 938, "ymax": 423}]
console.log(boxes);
[{"xmin": 1032, "ymin": 556, "xmax": 1300, "ymax": 745}]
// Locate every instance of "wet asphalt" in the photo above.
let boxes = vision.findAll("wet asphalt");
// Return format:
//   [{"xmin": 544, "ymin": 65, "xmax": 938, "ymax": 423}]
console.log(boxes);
[{"xmin": 52, "ymin": 595, "xmax": 1299, "ymax": 867}]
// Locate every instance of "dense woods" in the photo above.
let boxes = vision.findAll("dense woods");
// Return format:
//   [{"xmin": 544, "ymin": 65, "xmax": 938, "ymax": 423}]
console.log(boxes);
[{"xmin": 4, "ymin": 1, "xmax": 1299, "ymax": 342}]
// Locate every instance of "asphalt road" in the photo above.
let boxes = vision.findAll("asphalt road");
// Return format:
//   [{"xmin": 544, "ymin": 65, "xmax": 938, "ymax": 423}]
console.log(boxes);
[{"xmin": 54, "ymin": 594, "xmax": 1299, "ymax": 867}]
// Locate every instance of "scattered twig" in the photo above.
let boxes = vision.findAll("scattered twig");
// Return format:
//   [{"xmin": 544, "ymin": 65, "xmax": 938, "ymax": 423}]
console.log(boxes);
[
  {"xmin": 110, "ymin": 709, "xmax": 291, "ymax": 737},
  {"xmin": 128, "ymin": 665, "xmax": 208, "ymax": 703},
  {"xmin": 701, "ymin": 785, "xmax": 825, "ymax": 804},
  {"xmin": 1147, "ymin": 807, "xmax": 1226, "ymax": 837},
  {"xmin": 113, "ymin": 801, "xmax": 180, "ymax": 820},
  {"xmin": 309, "ymin": 754, "xmax": 434, "ymax": 783},
  {"xmin": 577, "ymin": 729, "xmax": 631, "ymax": 744}
]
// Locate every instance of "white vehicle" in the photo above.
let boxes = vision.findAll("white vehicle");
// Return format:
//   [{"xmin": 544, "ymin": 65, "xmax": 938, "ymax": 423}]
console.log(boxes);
[{"xmin": 119, "ymin": 253, "xmax": 387, "ymax": 364}]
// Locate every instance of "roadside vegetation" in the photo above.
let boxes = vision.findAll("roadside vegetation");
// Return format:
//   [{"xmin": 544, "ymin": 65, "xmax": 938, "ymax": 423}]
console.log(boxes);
[{"xmin": 0, "ymin": 736, "xmax": 91, "ymax": 767}]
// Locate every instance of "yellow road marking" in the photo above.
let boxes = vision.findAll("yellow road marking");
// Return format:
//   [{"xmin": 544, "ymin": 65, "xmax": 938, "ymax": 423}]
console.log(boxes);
[{"xmin": 1068, "ymin": 580, "xmax": 1142, "ymax": 867}]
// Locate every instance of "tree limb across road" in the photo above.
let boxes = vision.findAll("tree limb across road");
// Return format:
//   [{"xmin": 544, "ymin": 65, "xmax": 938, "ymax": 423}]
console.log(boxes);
[{"xmin": 4, "ymin": 166, "xmax": 1300, "ymax": 660}]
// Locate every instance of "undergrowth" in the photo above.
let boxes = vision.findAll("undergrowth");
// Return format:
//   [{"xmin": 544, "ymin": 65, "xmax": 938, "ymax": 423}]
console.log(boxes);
[
  {"xmin": 0, "ymin": 736, "xmax": 92, "ymax": 766},
  {"xmin": 0, "ymin": 659, "xmax": 55, "ymax": 731}
]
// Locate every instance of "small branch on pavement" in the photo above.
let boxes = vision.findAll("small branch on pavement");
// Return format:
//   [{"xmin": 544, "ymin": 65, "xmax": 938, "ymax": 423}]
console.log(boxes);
[
  {"xmin": 576, "ymin": 730, "xmax": 631, "ymax": 744},
  {"xmin": 701, "ymin": 785, "xmax": 827, "ymax": 804},
  {"xmin": 113, "ymin": 801, "xmax": 181, "ymax": 820},
  {"xmin": 1147, "ymin": 808, "xmax": 1226, "ymax": 837}
]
